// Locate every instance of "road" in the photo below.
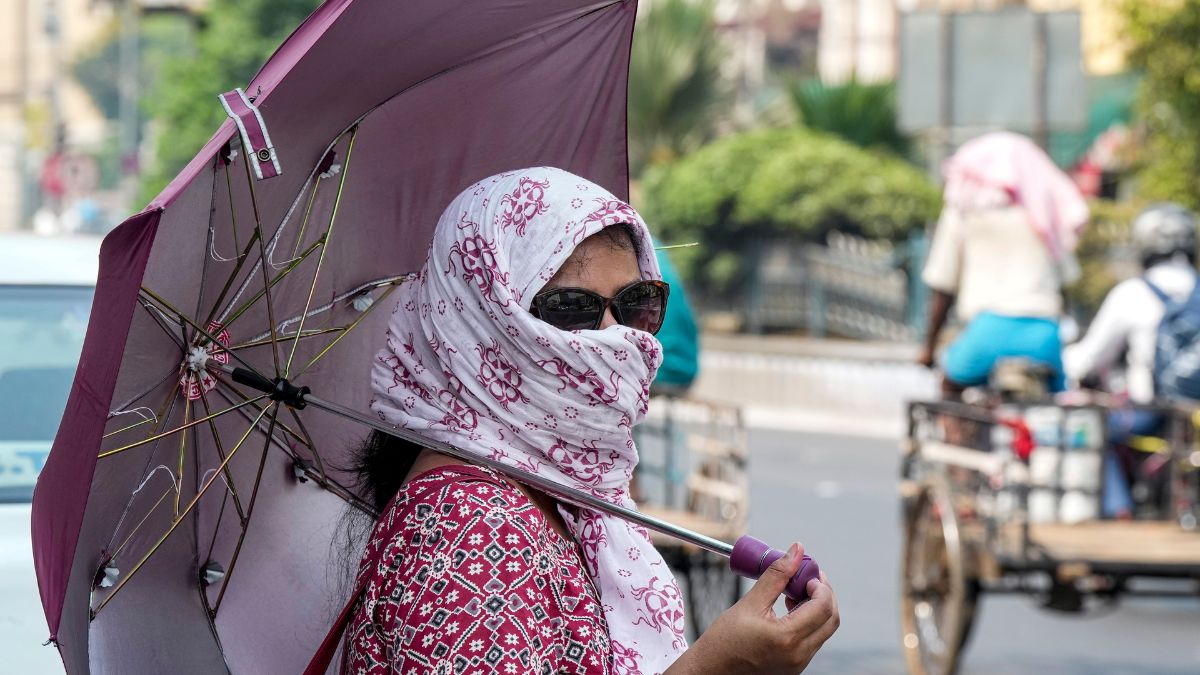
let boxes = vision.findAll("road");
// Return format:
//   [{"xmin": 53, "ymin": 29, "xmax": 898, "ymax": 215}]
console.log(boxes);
[{"xmin": 747, "ymin": 427, "xmax": 1200, "ymax": 675}]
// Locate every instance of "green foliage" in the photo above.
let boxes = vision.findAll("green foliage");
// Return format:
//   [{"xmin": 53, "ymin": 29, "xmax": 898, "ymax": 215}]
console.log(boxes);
[
  {"xmin": 1067, "ymin": 199, "xmax": 1142, "ymax": 319},
  {"xmin": 138, "ymin": 0, "xmax": 319, "ymax": 204},
  {"xmin": 789, "ymin": 78, "xmax": 910, "ymax": 157},
  {"xmin": 73, "ymin": 14, "xmax": 194, "ymax": 122},
  {"xmin": 641, "ymin": 128, "xmax": 941, "ymax": 297},
  {"xmin": 628, "ymin": 0, "xmax": 727, "ymax": 177},
  {"xmin": 1123, "ymin": 0, "xmax": 1200, "ymax": 210}
]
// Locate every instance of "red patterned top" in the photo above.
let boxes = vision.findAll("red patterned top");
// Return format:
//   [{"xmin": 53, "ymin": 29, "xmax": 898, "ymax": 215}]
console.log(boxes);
[{"xmin": 343, "ymin": 465, "xmax": 614, "ymax": 675}]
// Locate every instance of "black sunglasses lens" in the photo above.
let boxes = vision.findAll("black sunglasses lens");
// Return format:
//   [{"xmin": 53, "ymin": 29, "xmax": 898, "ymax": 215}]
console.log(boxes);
[
  {"xmin": 614, "ymin": 282, "xmax": 667, "ymax": 334},
  {"xmin": 538, "ymin": 290, "xmax": 603, "ymax": 331}
]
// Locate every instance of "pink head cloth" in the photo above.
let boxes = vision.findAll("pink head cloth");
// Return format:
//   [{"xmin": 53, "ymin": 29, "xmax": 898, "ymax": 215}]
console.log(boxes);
[
  {"xmin": 370, "ymin": 167, "xmax": 687, "ymax": 672},
  {"xmin": 942, "ymin": 131, "xmax": 1090, "ymax": 262}
]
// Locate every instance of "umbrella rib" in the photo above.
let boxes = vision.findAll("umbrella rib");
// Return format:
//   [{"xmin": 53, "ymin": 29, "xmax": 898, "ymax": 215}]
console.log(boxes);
[
  {"xmin": 200, "ymin": 154, "xmax": 269, "ymax": 331},
  {"xmin": 284, "ymin": 125, "xmax": 359, "ymax": 378},
  {"xmin": 195, "ymin": 158, "xmax": 223, "ymax": 321},
  {"xmin": 211, "ymin": 403, "xmax": 280, "ymax": 616},
  {"xmin": 199, "ymin": 483, "xmax": 230, "ymax": 622},
  {"xmin": 228, "ymin": 327, "xmax": 342, "ymax": 352},
  {"xmin": 208, "ymin": 377, "xmax": 374, "ymax": 515},
  {"xmin": 240, "ymin": 148, "xmax": 284, "ymax": 376},
  {"xmin": 92, "ymin": 403, "xmax": 274, "ymax": 619},
  {"xmin": 285, "ymin": 405, "xmax": 327, "ymax": 480},
  {"xmin": 225, "ymin": 158, "xmax": 241, "ymax": 254},
  {"xmin": 197, "ymin": 389, "xmax": 248, "ymax": 522},
  {"xmin": 216, "ymin": 240, "xmax": 322, "ymax": 336},
  {"xmin": 108, "ymin": 486, "xmax": 175, "ymax": 562},
  {"xmin": 202, "ymin": 229, "xmax": 262, "ymax": 330},
  {"xmin": 100, "ymin": 380, "xmax": 182, "ymax": 555},
  {"xmin": 174, "ymin": 396, "xmax": 193, "ymax": 517},
  {"xmin": 139, "ymin": 287, "xmax": 268, "ymax": 382},
  {"xmin": 103, "ymin": 416, "xmax": 157, "ymax": 440},
  {"xmin": 249, "ymin": 274, "xmax": 412, "ymax": 344},
  {"xmin": 99, "ymin": 395, "xmax": 269, "ymax": 459},
  {"xmin": 107, "ymin": 363, "xmax": 183, "ymax": 425},
  {"xmin": 202, "ymin": 481, "xmax": 230, "ymax": 575},
  {"xmin": 137, "ymin": 299, "xmax": 187, "ymax": 351},
  {"xmin": 296, "ymin": 281, "xmax": 402, "ymax": 378},
  {"xmin": 290, "ymin": 174, "xmax": 323, "ymax": 259}
]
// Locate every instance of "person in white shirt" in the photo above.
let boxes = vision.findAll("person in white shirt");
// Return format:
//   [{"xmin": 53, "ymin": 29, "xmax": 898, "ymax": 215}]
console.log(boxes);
[
  {"xmin": 1063, "ymin": 203, "xmax": 1198, "ymax": 401},
  {"xmin": 1063, "ymin": 202, "xmax": 1198, "ymax": 517},
  {"xmin": 918, "ymin": 132, "xmax": 1089, "ymax": 396}
]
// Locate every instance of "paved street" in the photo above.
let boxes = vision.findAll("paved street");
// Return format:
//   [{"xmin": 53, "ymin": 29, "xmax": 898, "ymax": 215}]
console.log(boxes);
[{"xmin": 747, "ymin": 427, "xmax": 1200, "ymax": 675}]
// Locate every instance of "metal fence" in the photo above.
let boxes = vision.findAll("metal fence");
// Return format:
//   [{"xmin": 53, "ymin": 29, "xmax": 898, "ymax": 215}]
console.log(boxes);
[{"xmin": 743, "ymin": 231, "xmax": 929, "ymax": 341}]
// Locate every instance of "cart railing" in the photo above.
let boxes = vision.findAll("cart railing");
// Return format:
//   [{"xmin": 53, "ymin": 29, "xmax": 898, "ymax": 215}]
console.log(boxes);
[{"xmin": 904, "ymin": 398, "xmax": 1200, "ymax": 564}]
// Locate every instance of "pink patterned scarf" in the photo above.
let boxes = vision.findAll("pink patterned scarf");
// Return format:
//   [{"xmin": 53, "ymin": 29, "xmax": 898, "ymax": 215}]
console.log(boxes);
[{"xmin": 370, "ymin": 167, "xmax": 687, "ymax": 673}]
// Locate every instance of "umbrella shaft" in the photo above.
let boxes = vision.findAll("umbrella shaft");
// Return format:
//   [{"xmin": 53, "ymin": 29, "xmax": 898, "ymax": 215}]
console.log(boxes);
[{"xmin": 304, "ymin": 393, "xmax": 735, "ymax": 557}]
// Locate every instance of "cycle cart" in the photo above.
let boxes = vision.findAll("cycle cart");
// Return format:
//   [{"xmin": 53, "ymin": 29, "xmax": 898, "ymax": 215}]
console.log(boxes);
[
  {"xmin": 899, "ymin": 399, "xmax": 1200, "ymax": 675},
  {"xmin": 634, "ymin": 394, "xmax": 749, "ymax": 638}
]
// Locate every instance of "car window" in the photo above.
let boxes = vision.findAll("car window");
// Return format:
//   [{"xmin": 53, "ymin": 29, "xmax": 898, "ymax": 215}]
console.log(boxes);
[{"xmin": 0, "ymin": 285, "xmax": 92, "ymax": 503}]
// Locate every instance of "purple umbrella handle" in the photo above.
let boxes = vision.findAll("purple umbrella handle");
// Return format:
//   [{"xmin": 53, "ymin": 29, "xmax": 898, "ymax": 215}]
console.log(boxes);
[{"xmin": 729, "ymin": 535, "xmax": 821, "ymax": 602}]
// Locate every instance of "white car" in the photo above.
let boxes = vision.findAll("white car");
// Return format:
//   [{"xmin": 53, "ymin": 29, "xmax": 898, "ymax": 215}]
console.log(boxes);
[{"xmin": 0, "ymin": 232, "xmax": 100, "ymax": 674}]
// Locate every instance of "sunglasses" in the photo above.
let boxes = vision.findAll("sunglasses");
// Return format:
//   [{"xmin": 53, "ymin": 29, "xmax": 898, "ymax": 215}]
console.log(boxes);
[{"xmin": 530, "ymin": 280, "xmax": 670, "ymax": 334}]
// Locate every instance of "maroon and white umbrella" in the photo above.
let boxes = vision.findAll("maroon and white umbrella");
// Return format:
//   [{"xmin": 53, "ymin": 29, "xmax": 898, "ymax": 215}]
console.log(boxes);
[{"xmin": 31, "ymin": 1, "xmax": 815, "ymax": 672}]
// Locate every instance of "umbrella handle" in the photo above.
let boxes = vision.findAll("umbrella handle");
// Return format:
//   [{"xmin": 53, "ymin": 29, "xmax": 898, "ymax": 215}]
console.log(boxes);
[{"xmin": 729, "ymin": 535, "xmax": 820, "ymax": 602}]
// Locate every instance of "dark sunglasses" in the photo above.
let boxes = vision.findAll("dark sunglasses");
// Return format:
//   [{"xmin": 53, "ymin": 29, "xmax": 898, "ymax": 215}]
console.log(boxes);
[{"xmin": 530, "ymin": 280, "xmax": 670, "ymax": 334}]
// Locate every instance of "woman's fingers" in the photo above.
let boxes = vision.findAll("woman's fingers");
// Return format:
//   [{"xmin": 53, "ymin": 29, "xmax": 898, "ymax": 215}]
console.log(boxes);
[
  {"xmin": 776, "ymin": 577, "xmax": 840, "ymax": 671},
  {"xmin": 781, "ymin": 576, "xmax": 835, "ymax": 631},
  {"xmin": 740, "ymin": 542, "xmax": 805, "ymax": 611}
]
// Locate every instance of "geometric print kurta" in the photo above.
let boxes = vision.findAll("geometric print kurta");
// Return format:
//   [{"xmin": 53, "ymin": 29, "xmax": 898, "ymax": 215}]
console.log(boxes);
[{"xmin": 343, "ymin": 465, "xmax": 618, "ymax": 675}]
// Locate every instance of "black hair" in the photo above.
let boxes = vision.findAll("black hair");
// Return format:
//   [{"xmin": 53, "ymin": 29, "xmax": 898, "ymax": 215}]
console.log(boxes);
[
  {"xmin": 596, "ymin": 222, "xmax": 643, "ymax": 259},
  {"xmin": 351, "ymin": 429, "xmax": 423, "ymax": 513}
]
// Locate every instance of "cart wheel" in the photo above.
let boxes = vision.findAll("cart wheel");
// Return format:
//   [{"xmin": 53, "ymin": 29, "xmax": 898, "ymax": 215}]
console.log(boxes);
[
  {"xmin": 900, "ymin": 479, "xmax": 975, "ymax": 675},
  {"xmin": 683, "ymin": 549, "xmax": 741, "ymax": 637}
]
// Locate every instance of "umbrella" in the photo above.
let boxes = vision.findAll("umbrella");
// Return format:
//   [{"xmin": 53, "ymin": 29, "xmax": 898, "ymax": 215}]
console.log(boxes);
[{"xmin": 32, "ymin": 1, "xmax": 816, "ymax": 672}]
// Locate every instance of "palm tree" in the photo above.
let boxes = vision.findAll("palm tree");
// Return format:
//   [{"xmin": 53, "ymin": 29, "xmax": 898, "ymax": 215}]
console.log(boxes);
[
  {"xmin": 789, "ymin": 78, "xmax": 911, "ymax": 157},
  {"xmin": 628, "ymin": 0, "xmax": 727, "ymax": 177}
]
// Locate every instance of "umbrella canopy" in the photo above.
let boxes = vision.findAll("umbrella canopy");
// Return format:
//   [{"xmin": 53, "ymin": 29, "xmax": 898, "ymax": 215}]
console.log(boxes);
[{"xmin": 31, "ymin": 1, "xmax": 638, "ymax": 672}]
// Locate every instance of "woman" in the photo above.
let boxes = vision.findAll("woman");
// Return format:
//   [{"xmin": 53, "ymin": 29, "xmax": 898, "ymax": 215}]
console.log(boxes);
[{"xmin": 336, "ymin": 167, "xmax": 838, "ymax": 674}]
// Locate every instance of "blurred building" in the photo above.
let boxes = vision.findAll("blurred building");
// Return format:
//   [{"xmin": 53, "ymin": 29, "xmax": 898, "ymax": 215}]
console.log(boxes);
[
  {"xmin": 0, "ymin": 0, "xmax": 199, "ymax": 232},
  {"xmin": 1, "ymin": 0, "xmax": 114, "ymax": 231},
  {"xmin": 710, "ymin": 0, "xmax": 821, "ymax": 123},
  {"xmin": 819, "ymin": 0, "xmax": 1137, "ymax": 84}
]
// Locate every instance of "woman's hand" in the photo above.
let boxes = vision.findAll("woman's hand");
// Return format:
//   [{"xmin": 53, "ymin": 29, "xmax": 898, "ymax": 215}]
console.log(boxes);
[{"xmin": 666, "ymin": 542, "xmax": 839, "ymax": 674}]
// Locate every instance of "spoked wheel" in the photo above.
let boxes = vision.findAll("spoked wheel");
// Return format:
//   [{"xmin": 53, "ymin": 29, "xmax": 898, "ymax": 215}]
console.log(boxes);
[
  {"xmin": 900, "ymin": 477, "xmax": 975, "ymax": 675},
  {"xmin": 682, "ymin": 549, "xmax": 741, "ymax": 637}
]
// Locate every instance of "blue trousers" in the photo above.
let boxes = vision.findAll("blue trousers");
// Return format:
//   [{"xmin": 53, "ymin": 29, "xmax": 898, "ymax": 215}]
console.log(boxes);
[{"xmin": 943, "ymin": 312, "xmax": 1065, "ymax": 391}]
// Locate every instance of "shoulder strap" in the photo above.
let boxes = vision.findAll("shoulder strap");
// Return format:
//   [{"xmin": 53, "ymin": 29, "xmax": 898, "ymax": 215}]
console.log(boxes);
[
  {"xmin": 1142, "ymin": 275, "xmax": 1171, "ymax": 304},
  {"xmin": 302, "ymin": 570, "xmax": 373, "ymax": 675},
  {"xmin": 302, "ymin": 464, "xmax": 501, "ymax": 675}
]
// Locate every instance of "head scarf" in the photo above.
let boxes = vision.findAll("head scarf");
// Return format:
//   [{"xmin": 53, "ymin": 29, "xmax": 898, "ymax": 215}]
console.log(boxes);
[
  {"xmin": 370, "ymin": 167, "xmax": 686, "ymax": 673},
  {"xmin": 942, "ymin": 131, "xmax": 1089, "ymax": 262}
]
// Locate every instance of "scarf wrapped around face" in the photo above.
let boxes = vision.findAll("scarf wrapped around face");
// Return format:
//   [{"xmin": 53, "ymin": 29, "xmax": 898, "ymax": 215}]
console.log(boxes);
[{"xmin": 370, "ymin": 167, "xmax": 687, "ymax": 673}]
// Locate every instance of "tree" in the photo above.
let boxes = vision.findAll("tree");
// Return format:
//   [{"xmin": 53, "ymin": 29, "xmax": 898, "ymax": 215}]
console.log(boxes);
[
  {"xmin": 788, "ymin": 78, "xmax": 910, "ymax": 158},
  {"xmin": 138, "ymin": 0, "xmax": 319, "ymax": 204},
  {"xmin": 1123, "ymin": 0, "xmax": 1200, "ymax": 210},
  {"xmin": 627, "ymin": 0, "xmax": 727, "ymax": 177},
  {"xmin": 641, "ymin": 128, "xmax": 941, "ymax": 298}
]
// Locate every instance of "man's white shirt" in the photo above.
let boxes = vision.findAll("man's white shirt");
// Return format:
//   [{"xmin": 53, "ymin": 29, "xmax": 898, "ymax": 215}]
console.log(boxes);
[{"xmin": 1063, "ymin": 259, "xmax": 1197, "ymax": 403}]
